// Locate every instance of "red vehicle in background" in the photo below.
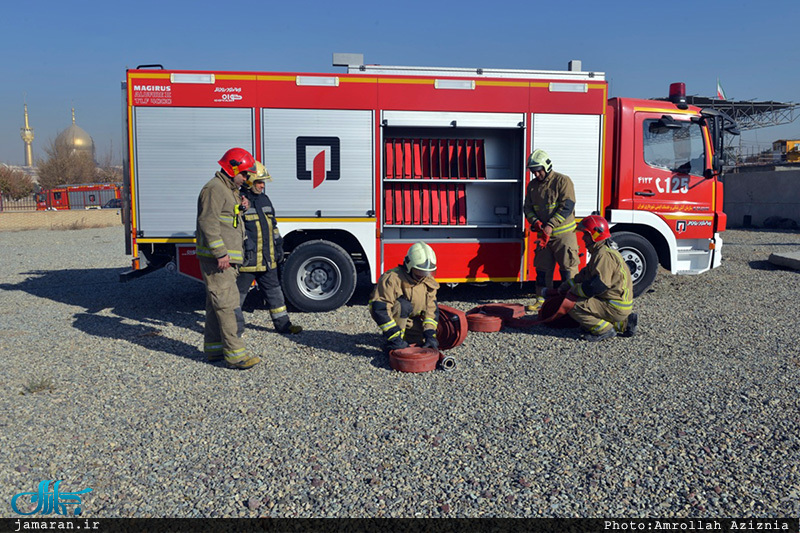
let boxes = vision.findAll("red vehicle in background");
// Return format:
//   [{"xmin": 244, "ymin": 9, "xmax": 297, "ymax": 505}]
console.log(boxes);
[{"xmin": 36, "ymin": 183, "xmax": 120, "ymax": 210}]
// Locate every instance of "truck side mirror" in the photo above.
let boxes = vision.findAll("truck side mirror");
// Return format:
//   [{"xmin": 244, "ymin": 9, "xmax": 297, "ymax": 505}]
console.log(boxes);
[{"xmin": 704, "ymin": 154, "xmax": 721, "ymax": 179}]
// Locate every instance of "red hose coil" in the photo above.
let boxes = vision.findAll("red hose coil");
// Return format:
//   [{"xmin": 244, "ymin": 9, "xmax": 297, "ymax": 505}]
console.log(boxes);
[
  {"xmin": 389, "ymin": 346, "xmax": 439, "ymax": 373},
  {"xmin": 465, "ymin": 303, "xmax": 526, "ymax": 331},
  {"xmin": 466, "ymin": 313, "xmax": 503, "ymax": 332},
  {"xmin": 437, "ymin": 305, "xmax": 468, "ymax": 350}
]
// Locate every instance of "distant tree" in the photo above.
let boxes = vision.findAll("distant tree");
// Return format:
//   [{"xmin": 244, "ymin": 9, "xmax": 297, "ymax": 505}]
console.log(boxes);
[
  {"xmin": 0, "ymin": 166, "xmax": 35, "ymax": 199},
  {"xmin": 36, "ymin": 139, "xmax": 97, "ymax": 189},
  {"xmin": 95, "ymin": 147, "xmax": 123, "ymax": 184}
]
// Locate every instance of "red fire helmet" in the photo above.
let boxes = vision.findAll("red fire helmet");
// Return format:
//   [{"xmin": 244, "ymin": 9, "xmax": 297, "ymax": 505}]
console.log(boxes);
[
  {"xmin": 218, "ymin": 147, "xmax": 257, "ymax": 178},
  {"xmin": 578, "ymin": 215, "xmax": 611, "ymax": 242}
]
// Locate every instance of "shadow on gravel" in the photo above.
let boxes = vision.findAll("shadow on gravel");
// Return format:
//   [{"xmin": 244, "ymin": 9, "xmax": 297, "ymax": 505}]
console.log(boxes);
[
  {"xmin": 749, "ymin": 260, "xmax": 789, "ymax": 271},
  {"xmin": 72, "ymin": 312, "xmax": 203, "ymax": 361},
  {"xmin": 346, "ymin": 271, "xmax": 374, "ymax": 308},
  {"xmin": 1, "ymin": 267, "xmax": 206, "ymax": 359},
  {"xmin": 498, "ymin": 325, "xmax": 581, "ymax": 340},
  {"xmin": 245, "ymin": 324, "xmax": 390, "ymax": 370}
]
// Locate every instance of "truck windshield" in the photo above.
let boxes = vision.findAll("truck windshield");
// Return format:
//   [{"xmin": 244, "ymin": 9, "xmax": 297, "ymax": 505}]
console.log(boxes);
[{"xmin": 643, "ymin": 119, "xmax": 706, "ymax": 177}]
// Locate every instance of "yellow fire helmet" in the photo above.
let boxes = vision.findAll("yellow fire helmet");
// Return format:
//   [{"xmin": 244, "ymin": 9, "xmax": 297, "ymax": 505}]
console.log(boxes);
[{"xmin": 246, "ymin": 161, "xmax": 272, "ymax": 188}]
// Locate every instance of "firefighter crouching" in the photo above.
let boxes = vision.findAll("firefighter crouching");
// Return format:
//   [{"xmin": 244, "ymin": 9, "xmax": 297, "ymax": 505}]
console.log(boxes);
[
  {"xmin": 196, "ymin": 147, "xmax": 261, "ymax": 369},
  {"xmin": 523, "ymin": 149, "xmax": 580, "ymax": 309},
  {"xmin": 559, "ymin": 215, "xmax": 639, "ymax": 342},
  {"xmin": 236, "ymin": 161, "xmax": 302, "ymax": 335},
  {"xmin": 369, "ymin": 242, "xmax": 440, "ymax": 353}
]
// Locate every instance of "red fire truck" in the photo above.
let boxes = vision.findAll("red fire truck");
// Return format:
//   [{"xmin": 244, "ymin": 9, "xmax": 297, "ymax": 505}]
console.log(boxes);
[
  {"xmin": 120, "ymin": 55, "xmax": 737, "ymax": 311},
  {"xmin": 36, "ymin": 183, "xmax": 120, "ymax": 210}
]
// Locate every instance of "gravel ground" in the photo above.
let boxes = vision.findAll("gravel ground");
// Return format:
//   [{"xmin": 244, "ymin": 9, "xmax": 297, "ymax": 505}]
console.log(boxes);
[{"xmin": 0, "ymin": 227, "xmax": 799, "ymax": 518}]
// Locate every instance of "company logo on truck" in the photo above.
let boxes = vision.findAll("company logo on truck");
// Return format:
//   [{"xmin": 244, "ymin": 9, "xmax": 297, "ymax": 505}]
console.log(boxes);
[
  {"xmin": 132, "ymin": 85, "xmax": 172, "ymax": 105},
  {"xmin": 296, "ymin": 137, "xmax": 340, "ymax": 189},
  {"xmin": 675, "ymin": 219, "xmax": 712, "ymax": 233},
  {"xmin": 213, "ymin": 86, "xmax": 243, "ymax": 103}
]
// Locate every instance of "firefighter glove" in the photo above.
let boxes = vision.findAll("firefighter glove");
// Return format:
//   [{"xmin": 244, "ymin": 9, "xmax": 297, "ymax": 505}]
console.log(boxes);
[
  {"xmin": 531, "ymin": 220, "xmax": 544, "ymax": 232},
  {"xmin": 540, "ymin": 232, "xmax": 551, "ymax": 247},
  {"xmin": 386, "ymin": 335, "xmax": 409, "ymax": 352},
  {"xmin": 422, "ymin": 329, "xmax": 439, "ymax": 350}
]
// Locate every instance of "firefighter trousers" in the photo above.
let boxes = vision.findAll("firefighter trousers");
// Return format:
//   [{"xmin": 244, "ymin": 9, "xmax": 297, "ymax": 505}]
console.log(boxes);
[
  {"xmin": 391, "ymin": 301, "xmax": 431, "ymax": 346},
  {"xmin": 568, "ymin": 297, "xmax": 632, "ymax": 336},
  {"xmin": 534, "ymin": 231, "xmax": 579, "ymax": 289},
  {"xmin": 200, "ymin": 259, "xmax": 247, "ymax": 363},
  {"xmin": 237, "ymin": 269, "xmax": 291, "ymax": 332}
]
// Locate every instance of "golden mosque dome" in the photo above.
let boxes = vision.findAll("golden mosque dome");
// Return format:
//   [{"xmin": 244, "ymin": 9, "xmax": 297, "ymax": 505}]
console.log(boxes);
[{"xmin": 55, "ymin": 108, "xmax": 95, "ymax": 159}]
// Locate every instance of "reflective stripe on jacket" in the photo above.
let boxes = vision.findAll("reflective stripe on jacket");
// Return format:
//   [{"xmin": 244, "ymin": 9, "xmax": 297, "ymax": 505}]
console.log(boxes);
[
  {"xmin": 240, "ymin": 188, "xmax": 282, "ymax": 273},
  {"xmin": 523, "ymin": 170, "xmax": 577, "ymax": 235},
  {"xmin": 196, "ymin": 172, "xmax": 245, "ymax": 262}
]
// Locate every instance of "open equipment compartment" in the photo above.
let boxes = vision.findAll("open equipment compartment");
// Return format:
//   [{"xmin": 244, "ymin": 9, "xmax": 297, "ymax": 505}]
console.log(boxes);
[{"xmin": 381, "ymin": 122, "xmax": 524, "ymax": 242}]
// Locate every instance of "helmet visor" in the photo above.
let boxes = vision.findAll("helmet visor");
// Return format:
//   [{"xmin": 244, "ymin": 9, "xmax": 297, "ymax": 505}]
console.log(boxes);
[{"xmin": 411, "ymin": 267, "xmax": 436, "ymax": 279}]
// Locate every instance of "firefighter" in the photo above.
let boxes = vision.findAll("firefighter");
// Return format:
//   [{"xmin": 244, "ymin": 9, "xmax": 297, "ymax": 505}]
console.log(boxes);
[
  {"xmin": 559, "ymin": 215, "xmax": 638, "ymax": 342},
  {"xmin": 523, "ymin": 149, "xmax": 580, "ymax": 309},
  {"xmin": 236, "ymin": 161, "xmax": 302, "ymax": 335},
  {"xmin": 369, "ymin": 242, "xmax": 440, "ymax": 353},
  {"xmin": 196, "ymin": 147, "xmax": 261, "ymax": 369}
]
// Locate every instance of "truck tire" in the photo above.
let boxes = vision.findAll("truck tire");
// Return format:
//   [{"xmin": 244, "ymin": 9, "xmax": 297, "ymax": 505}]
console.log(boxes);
[
  {"xmin": 281, "ymin": 240, "xmax": 357, "ymax": 312},
  {"xmin": 612, "ymin": 232, "xmax": 658, "ymax": 297}
]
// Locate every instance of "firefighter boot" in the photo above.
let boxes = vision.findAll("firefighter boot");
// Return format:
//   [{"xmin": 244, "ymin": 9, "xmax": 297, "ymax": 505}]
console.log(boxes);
[
  {"xmin": 622, "ymin": 313, "xmax": 638, "ymax": 338},
  {"xmin": 277, "ymin": 323, "xmax": 303, "ymax": 335},
  {"xmin": 526, "ymin": 296, "xmax": 546, "ymax": 314},
  {"xmin": 583, "ymin": 328, "xmax": 617, "ymax": 342},
  {"xmin": 527, "ymin": 270, "xmax": 549, "ymax": 312},
  {"xmin": 273, "ymin": 312, "xmax": 302, "ymax": 335},
  {"xmin": 225, "ymin": 355, "xmax": 262, "ymax": 370}
]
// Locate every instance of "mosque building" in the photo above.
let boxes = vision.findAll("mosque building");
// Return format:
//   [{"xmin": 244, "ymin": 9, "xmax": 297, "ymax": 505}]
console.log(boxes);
[
  {"xmin": 11, "ymin": 104, "xmax": 96, "ymax": 183},
  {"xmin": 55, "ymin": 107, "xmax": 95, "ymax": 161}
]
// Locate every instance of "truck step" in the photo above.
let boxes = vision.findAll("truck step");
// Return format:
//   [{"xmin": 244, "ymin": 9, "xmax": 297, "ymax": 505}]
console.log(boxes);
[{"xmin": 677, "ymin": 250, "xmax": 709, "ymax": 256}]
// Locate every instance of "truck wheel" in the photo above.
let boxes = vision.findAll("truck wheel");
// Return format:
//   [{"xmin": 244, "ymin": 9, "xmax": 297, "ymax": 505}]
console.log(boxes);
[
  {"xmin": 281, "ymin": 240, "xmax": 357, "ymax": 312},
  {"xmin": 612, "ymin": 232, "xmax": 658, "ymax": 297}
]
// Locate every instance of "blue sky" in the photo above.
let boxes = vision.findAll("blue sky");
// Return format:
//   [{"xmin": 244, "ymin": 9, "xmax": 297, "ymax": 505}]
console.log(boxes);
[{"xmin": 1, "ymin": 0, "xmax": 797, "ymax": 166}]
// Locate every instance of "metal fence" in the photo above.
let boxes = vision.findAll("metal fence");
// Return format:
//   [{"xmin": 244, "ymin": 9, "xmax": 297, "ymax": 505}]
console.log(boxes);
[{"xmin": 0, "ymin": 194, "xmax": 38, "ymax": 212}]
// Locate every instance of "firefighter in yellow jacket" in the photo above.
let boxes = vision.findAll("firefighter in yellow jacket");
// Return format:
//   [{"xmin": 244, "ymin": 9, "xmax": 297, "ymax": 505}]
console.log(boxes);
[
  {"xmin": 523, "ymin": 149, "xmax": 580, "ymax": 308},
  {"xmin": 196, "ymin": 147, "xmax": 261, "ymax": 369},
  {"xmin": 559, "ymin": 215, "xmax": 638, "ymax": 342},
  {"xmin": 369, "ymin": 242, "xmax": 440, "ymax": 353}
]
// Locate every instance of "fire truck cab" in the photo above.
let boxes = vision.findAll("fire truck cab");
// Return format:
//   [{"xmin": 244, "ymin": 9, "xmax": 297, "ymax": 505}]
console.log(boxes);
[{"xmin": 121, "ymin": 56, "xmax": 733, "ymax": 312}]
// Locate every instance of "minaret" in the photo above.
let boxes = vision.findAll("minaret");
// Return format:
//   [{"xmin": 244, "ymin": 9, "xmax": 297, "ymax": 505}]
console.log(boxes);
[{"xmin": 20, "ymin": 103, "xmax": 35, "ymax": 167}]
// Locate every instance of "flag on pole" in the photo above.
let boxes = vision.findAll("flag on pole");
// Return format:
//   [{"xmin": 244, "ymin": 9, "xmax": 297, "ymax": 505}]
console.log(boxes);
[{"xmin": 716, "ymin": 78, "xmax": 727, "ymax": 100}]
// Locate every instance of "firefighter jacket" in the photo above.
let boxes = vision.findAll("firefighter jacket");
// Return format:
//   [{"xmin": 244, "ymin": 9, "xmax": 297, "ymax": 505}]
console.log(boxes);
[
  {"xmin": 565, "ymin": 240, "xmax": 633, "ymax": 312},
  {"xmin": 196, "ymin": 171, "xmax": 245, "ymax": 263},
  {"xmin": 240, "ymin": 187, "xmax": 283, "ymax": 272},
  {"xmin": 523, "ymin": 170, "xmax": 577, "ymax": 236},
  {"xmin": 369, "ymin": 266, "xmax": 440, "ymax": 342}
]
